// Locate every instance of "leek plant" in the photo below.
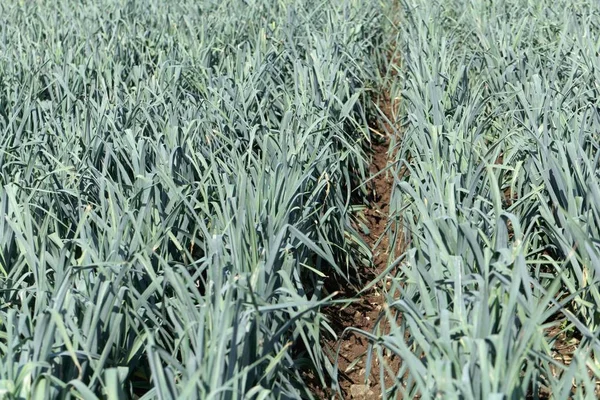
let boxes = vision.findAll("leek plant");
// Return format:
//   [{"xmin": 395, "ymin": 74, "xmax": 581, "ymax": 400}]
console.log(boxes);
[
  {"xmin": 0, "ymin": 0, "xmax": 388, "ymax": 398},
  {"xmin": 374, "ymin": 0, "xmax": 600, "ymax": 398}
]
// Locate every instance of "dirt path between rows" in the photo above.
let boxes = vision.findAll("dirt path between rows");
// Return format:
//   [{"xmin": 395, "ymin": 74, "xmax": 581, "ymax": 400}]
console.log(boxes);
[{"xmin": 311, "ymin": 92, "xmax": 402, "ymax": 399}]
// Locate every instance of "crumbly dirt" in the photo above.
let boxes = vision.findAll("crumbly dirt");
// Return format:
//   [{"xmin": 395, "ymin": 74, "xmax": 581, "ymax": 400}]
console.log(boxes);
[
  {"xmin": 308, "ymin": 91, "xmax": 403, "ymax": 399},
  {"xmin": 333, "ymin": 137, "xmax": 399, "ymax": 399},
  {"xmin": 307, "ymin": 12, "xmax": 404, "ymax": 396}
]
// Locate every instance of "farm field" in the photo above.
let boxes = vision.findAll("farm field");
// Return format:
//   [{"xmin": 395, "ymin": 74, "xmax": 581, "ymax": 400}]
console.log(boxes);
[{"xmin": 1, "ymin": 0, "xmax": 599, "ymax": 399}]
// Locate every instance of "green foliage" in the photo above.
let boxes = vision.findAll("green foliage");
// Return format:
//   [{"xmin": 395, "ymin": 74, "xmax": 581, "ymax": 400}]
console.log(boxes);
[
  {"xmin": 374, "ymin": 0, "xmax": 600, "ymax": 398},
  {"xmin": 0, "ymin": 0, "xmax": 387, "ymax": 398}
]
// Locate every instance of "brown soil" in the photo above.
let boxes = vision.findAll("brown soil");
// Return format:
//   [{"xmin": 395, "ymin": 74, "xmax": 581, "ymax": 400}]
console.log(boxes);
[
  {"xmin": 309, "ymin": 91, "xmax": 402, "ymax": 399},
  {"xmin": 308, "ymin": 11, "xmax": 404, "ymax": 397}
]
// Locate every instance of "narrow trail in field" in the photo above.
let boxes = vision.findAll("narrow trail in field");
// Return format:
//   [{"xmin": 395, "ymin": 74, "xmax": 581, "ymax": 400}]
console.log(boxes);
[{"xmin": 312, "ymin": 91, "xmax": 402, "ymax": 399}]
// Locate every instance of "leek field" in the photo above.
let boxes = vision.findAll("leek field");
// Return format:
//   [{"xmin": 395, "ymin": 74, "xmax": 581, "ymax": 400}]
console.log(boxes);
[{"xmin": 1, "ymin": 0, "xmax": 599, "ymax": 399}]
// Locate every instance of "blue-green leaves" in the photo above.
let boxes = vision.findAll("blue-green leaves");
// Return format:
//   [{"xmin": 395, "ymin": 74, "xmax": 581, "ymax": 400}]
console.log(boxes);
[
  {"xmin": 0, "ymin": 0, "xmax": 386, "ymax": 398},
  {"xmin": 374, "ymin": 0, "xmax": 600, "ymax": 398}
]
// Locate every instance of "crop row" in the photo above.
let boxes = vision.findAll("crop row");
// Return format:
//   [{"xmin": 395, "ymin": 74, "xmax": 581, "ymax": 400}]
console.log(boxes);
[
  {"xmin": 378, "ymin": 0, "xmax": 600, "ymax": 398},
  {"xmin": 0, "ymin": 0, "xmax": 388, "ymax": 398}
]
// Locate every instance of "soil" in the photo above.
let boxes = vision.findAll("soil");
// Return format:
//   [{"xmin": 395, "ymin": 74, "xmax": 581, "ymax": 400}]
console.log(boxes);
[{"xmin": 308, "ymin": 91, "xmax": 403, "ymax": 399}]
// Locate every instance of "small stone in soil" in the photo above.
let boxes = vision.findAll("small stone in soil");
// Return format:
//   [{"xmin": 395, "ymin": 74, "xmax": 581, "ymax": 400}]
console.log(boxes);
[{"xmin": 350, "ymin": 384, "xmax": 374, "ymax": 398}]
